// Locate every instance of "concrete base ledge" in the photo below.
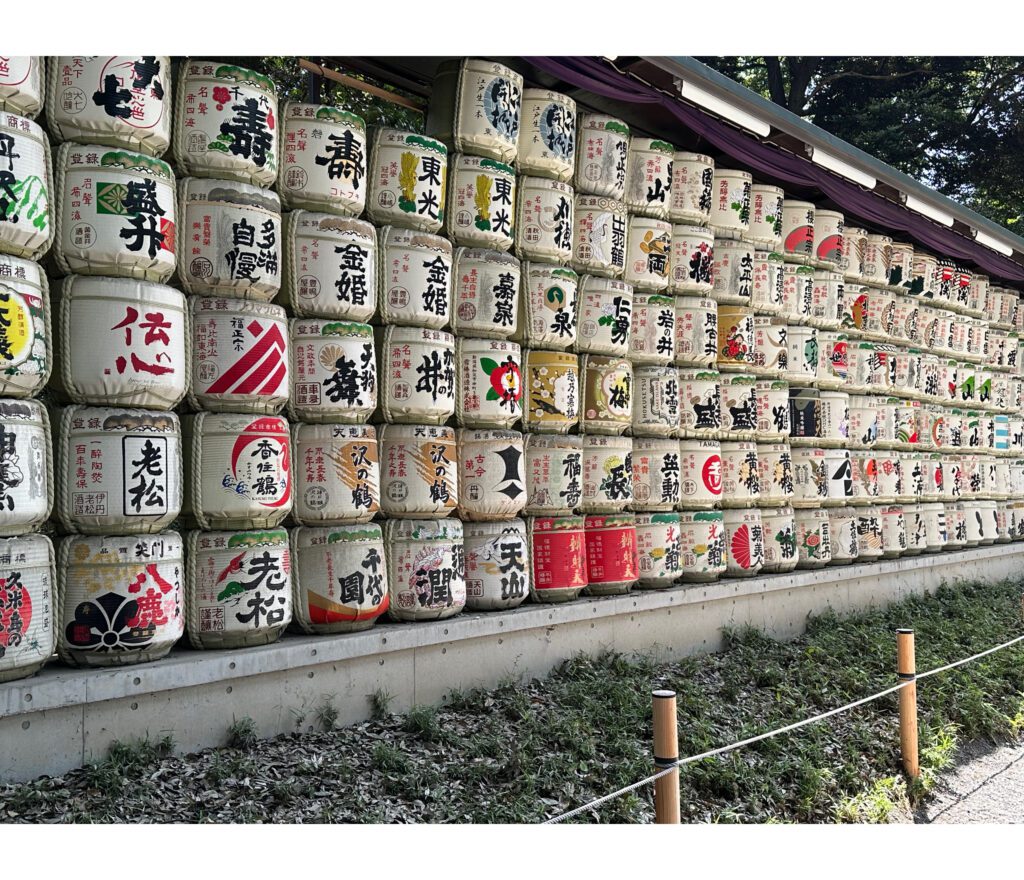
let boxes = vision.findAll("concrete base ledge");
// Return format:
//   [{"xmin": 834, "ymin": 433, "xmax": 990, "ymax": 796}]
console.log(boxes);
[{"xmin": 2, "ymin": 544, "xmax": 1020, "ymax": 783}]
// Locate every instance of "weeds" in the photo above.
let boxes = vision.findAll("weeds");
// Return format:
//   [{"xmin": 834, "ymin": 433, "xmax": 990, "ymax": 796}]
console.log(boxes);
[
  {"xmin": 370, "ymin": 688, "xmax": 394, "ymax": 720},
  {"xmin": 316, "ymin": 699, "xmax": 339, "ymax": 732},
  {"xmin": 226, "ymin": 717, "xmax": 259, "ymax": 750}
]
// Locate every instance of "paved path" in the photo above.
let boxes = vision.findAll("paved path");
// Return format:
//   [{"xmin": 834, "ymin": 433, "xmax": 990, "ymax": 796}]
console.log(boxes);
[{"xmin": 915, "ymin": 740, "xmax": 1024, "ymax": 823}]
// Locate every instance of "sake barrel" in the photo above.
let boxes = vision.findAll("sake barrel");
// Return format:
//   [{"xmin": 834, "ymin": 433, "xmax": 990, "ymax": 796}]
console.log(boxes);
[
  {"xmin": 784, "ymin": 326, "xmax": 819, "ymax": 387},
  {"xmin": 861, "ymin": 235, "xmax": 892, "ymax": 287},
  {"xmin": 752, "ymin": 316, "xmax": 788, "ymax": 376},
  {"xmin": 816, "ymin": 332, "xmax": 850, "ymax": 391},
  {"xmin": 828, "ymin": 508, "xmax": 859, "ymax": 565},
  {"xmin": 173, "ymin": 61, "xmax": 277, "ymax": 186},
  {"xmin": 934, "ymin": 260, "xmax": 957, "ymax": 311},
  {"xmin": 781, "ymin": 264, "xmax": 815, "ymax": 325},
  {"xmin": 711, "ymin": 238, "xmax": 754, "ymax": 305},
  {"xmin": 377, "ymin": 225, "xmax": 453, "ymax": 328},
  {"xmin": 514, "ymin": 176, "xmax": 574, "ymax": 263},
  {"xmin": 678, "ymin": 509, "xmax": 726, "ymax": 581},
  {"xmin": 880, "ymin": 505, "xmax": 907, "ymax": 557},
  {"xmin": 0, "ymin": 533, "xmax": 54, "ymax": 683},
  {"xmin": 581, "ymin": 352, "xmax": 626, "ymax": 434},
  {"xmin": 823, "ymin": 448, "xmax": 854, "ymax": 505},
  {"xmin": 574, "ymin": 114, "xmax": 629, "ymax": 199},
  {"xmin": 385, "ymin": 518, "xmax": 466, "ymax": 622},
  {"xmin": 456, "ymin": 337, "xmax": 523, "ymax": 428},
  {"xmin": 366, "ymin": 129, "xmax": 448, "ymax": 234},
  {"xmin": 625, "ymin": 216, "xmax": 671, "ymax": 292},
  {"xmin": 757, "ymin": 441, "xmax": 795, "ymax": 506},
  {"xmin": 0, "ymin": 57, "xmax": 43, "ymax": 118},
  {"xmin": 291, "ymin": 524, "xmax": 388, "ymax": 633},
  {"xmin": 813, "ymin": 210, "xmax": 844, "ymax": 269},
  {"xmin": 291, "ymin": 423, "xmax": 379, "ymax": 527},
  {"xmin": 968, "ymin": 274, "xmax": 989, "ymax": 318},
  {"xmin": 993, "ymin": 412, "xmax": 1011, "ymax": 451},
  {"xmin": 756, "ymin": 380, "xmax": 791, "ymax": 440},
  {"xmin": 810, "ymin": 271, "xmax": 844, "ymax": 330},
  {"xmin": 0, "ymin": 113, "xmax": 52, "ymax": 260},
  {"xmin": 378, "ymin": 325, "xmax": 455, "ymax": 425},
  {"xmin": 464, "ymin": 519, "xmax": 530, "ymax": 611},
  {"xmin": 991, "ymin": 458, "xmax": 1011, "ymax": 500},
  {"xmin": 795, "ymin": 508, "xmax": 832, "ymax": 568},
  {"xmin": 581, "ymin": 435, "xmax": 633, "ymax": 513},
  {"xmin": 875, "ymin": 451, "xmax": 903, "ymax": 503},
  {"xmin": 748, "ymin": 184, "xmax": 784, "ymax": 251},
  {"xmin": 751, "ymin": 251, "xmax": 785, "ymax": 315},
  {"xmin": 892, "ymin": 296, "xmax": 922, "ymax": 346},
  {"xmin": 669, "ymin": 152, "xmax": 713, "ymax": 226},
  {"xmin": 855, "ymin": 506, "xmax": 884, "ymax": 560},
  {"xmin": 289, "ymin": 319, "xmax": 376, "ymax": 424},
  {"xmin": 517, "ymin": 262, "xmax": 579, "ymax": 350},
  {"xmin": 952, "ymin": 261, "xmax": 975, "ymax": 312},
  {"xmin": 892, "ymin": 347, "xmax": 924, "ymax": 400},
  {"xmin": 0, "ymin": 255, "xmax": 50, "ymax": 398},
  {"xmin": 708, "ymin": 169, "xmax": 751, "ymax": 240},
  {"xmin": 723, "ymin": 508, "xmax": 764, "ymax": 577},
  {"xmin": 888, "ymin": 242, "xmax": 914, "ymax": 291},
  {"xmin": 185, "ymin": 529, "xmax": 290, "ymax": 650},
  {"xmin": 923, "ymin": 452, "xmax": 946, "ymax": 502},
  {"xmin": 956, "ymin": 362, "xmax": 976, "ymax": 406},
  {"xmin": 998, "ymin": 290, "xmax": 1019, "ymax": 329},
  {"xmin": 841, "ymin": 227, "xmax": 867, "ymax": 282},
  {"xmin": 1011, "ymin": 419, "xmax": 1024, "ymax": 455},
  {"xmin": 760, "ymin": 505, "xmax": 798, "ymax": 573},
  {"xmin": 57, "ymin": 406, "xmax": 179, "ymax": 535},
  {"xmin": 188, "ymin": 297, "xmax": 288, "ymax": 414},
  {"xmin": 631, "ymin": 438, "xmax": 681, "ymax": 511},
  {"xmin": 863, "ymin": 288, "xmax": 897, "ymax": 341},
  {"xmin": 791, "ymin": 446, "xmax": 828, "ymax": 508},
  {"xmin": 378, "ymin": 424, "xmax": 457, "ymax": 519},
  {"xmin": 945, "ymin": 502, "xmax": 967, "ymax": 548},
  {"xmin": 282, "ymin": 212, "xmax": 376, "ymax": 321},
  {"xmin": 678, "ymin": 438, "xmax": 723, "ymax": 509},
  {"xmin": 720, "ymin": 441, "xmax": 760, "ymax": 507},
  {"xmin": 0, "ymin": 400, "xmax": 50, "ymax": 537},
  {"xmin": 674, "ymin": 296, "xmax": 718, "ymax": 368},
  {"xmin": 851, "ymin": 451, "xmax": 879, "ymax": 505},
  {"xmin": 720, "ymin": 373, "xmax": 759, "ymax": 439},
  {"xmin": 576, "ymin": 275, "xmax": 632, "ymax": 357},
  {"xmin": 624, "ymin": 138, "xmax": 673, "ymax": 220},
  {"xmin": 630, "ymin": 292, "xmax": 675, "ymax": 365},
  {"xmin": 717, "ymin": 305, "xmax": 756, "ymax": 373},
  {"xmin": 178, "ymin": 177, "xmax": 281, "ymax": 301},
  {"xmin": 905, "ymin": 503, "xmax": 930, "ymax": 553},
  {"xmin": 583, "ymin": 513, "xmax": 639, "ymax": 595},
  {"xmin": 983, "ymin": 286, "xmax": 1003, "ymax": 326},
  {"xmin": 524, "ymin": 434, "xmax": 582, "ymax": 515},
  {"xmin": 840, "ymin": 284, "xmax": 869, "ymax": 336},
  {"xmin": 678, "ymin": 368, "xmax": 721, "ymax": 439},
  {"xmin": 819, "ymin": 390, "xmax": 850, "ymax": 448},
  {"xmin": 517, "ymin": 90, "xmax": 576, "ymax": 182},
  {"xmin": 55, "ymin": 142, "xmax": 176, "ymax": 280},
  {"xmin": 911, "ymin": 253, "xmax": 938, "ymax": 299},
  {"xmin": 669, "ymin": 225, "xmax": 713, "ymax": 296},
  {"xmin": 921, "ymin": 502, "xmax": 947, "ymax": 552},
  {"xmin": 632, "ymin": 366, "xmax": 680, "ymax": 438},
  {"xmin": 278, "ymin": 103, "xmax": 367, "ymax": 217},
  {"xmin": 48, "ymin": 56, "xmax": 171, "ymax": 157},
  {"xmin": 936, "ymin": 358, "xmax": 958, "ymax": 406},
  {"xmin": 528, "ymin": 514, "xmax": 586, "ymax": 602},
  {"xmin": 456, "ymin": 428, "xmax": 526, "ymax": 521},
  {"xmin": 849, "ymin": 395, "xmax": 880, "ymax": 447},
  {"xmin": 428, "ymin": 59, "xmax": 522, "ymax": 164},
  {"xmin": 446, "ymin": 154, "xmax": 515, "ymax": 251},
  {"xmin": 635, "ymin": 512, "xmax": 682, "ymax": 587},
  {"xmin": 995, "ymin": 501, "xmax": 1012, "ymax": 543},
  {"xmin": 966, "ymin": 321, "xmax": 988, "ymax": 364},
  {"xmin": 58, "ymin": 531, "xmax": 183, "ymax": 667},
  {"xmin": 55, "ymin": 276, "xmax": 186, "ymax": 409},
  {"xmin": 946, "ymin": 455, "xmax": 964, "ymax": 500},
  {"xmin": 522, "ymin": 349, "xmax": 579, "ymax": 433},
  {"xmin": 948, "ymin": 316, "xmax": 970, "ymax": 360},
  {"xmin": 781, "ymin": 200, "xmax": 814, "ymax": 264},
  {"xmin": 919, "ymin": 355, "xmax": 941, "ymax": 401},
  {"xmin": 790, "ymin": 387, "xmax": 823, "ymax": 447},
  {"xmin": 572, "ymin": 194, "xmax": 627, "ymax": 278}
]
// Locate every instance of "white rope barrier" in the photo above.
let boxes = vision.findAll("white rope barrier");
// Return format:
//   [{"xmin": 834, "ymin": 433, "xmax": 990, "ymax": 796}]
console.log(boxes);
[{"xmin": 542, "ymin": 631, "xmax": 1024, "ymax": 824}]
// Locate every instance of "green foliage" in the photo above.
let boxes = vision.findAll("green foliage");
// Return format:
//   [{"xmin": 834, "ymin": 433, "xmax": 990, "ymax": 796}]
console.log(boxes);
[
  {"xmin": 226, "ymin": 716, "xmax": 259, "ymax": 750},
  {"xmin": 697, "ymin": 56, "xmax": 1024, "ymax": 231}
]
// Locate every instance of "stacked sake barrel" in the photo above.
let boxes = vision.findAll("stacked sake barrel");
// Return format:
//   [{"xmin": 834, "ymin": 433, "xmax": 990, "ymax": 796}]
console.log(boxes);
[{"xmin": 0, "ymin": 58, "xmax": 57, "ymax": 683}]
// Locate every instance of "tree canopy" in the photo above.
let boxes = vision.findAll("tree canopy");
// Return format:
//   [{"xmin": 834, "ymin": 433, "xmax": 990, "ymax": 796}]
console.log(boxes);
[{"xmin": 696, "ymin": 57, "xmax": 1024, "ymax": 233}]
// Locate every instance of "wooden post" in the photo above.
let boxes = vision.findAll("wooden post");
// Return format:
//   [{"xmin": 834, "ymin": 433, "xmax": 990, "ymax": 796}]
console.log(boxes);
[
  {"xmin": 652, "ymin": 689, "xmax": 680, "ymax": 824},
  {"xmin": 897, "ymin": 629, "xmax": 920, "ymax": 779}
]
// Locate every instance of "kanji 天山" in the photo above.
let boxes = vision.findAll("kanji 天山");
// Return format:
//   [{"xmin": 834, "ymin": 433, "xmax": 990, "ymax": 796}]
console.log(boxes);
[
  {"xmin": 497, "ymin": 540, "xmax": 525, "ymax": 601},
  {"xmin": 219, "ymin": 98, "xmax": 273, "ymax": 168}
]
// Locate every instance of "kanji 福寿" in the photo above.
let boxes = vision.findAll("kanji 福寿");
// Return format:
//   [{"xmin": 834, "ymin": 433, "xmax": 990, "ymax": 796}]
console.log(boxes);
[
  {"xmin": 315, "ymin": 130, "xmax": 364, "ymax": 187},
  {"xmin": 220, "ymin": 98, "xmax": 273, "ymax": 168}
]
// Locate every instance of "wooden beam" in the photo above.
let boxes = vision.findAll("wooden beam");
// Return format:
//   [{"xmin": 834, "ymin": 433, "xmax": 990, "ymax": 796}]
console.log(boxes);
[{"xmin": 298, "ymin": 59, "xmax": 426, "ymax": 112}]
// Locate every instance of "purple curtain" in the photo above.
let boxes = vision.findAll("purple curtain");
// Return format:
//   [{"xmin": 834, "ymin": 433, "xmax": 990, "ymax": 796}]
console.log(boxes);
[{"xmin": 525, "ymin": 56, "xmax": 1024, "ymax": 282}]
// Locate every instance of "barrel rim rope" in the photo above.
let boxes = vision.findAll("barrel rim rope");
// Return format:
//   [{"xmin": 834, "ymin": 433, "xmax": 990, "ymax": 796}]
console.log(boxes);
[
  {"xmin": 56, "ymin": 403, "xmax": 182, "ymax": 535},
  {"xmin": 0, "ymin": 56, "xmax": 45, "ymax": 120},
  {"xmin": 190, "ymin": 410, "xmax": 210, "ymax": 531},
  {"xmin": 0, "ymin": 400, "xmax": 52, "ymax": 537},
  {"xmin": 58, "ymin": 275, "xmax": 191, "ymax": 409},
  {"xmin": 4, "ymin": 114, "xmax": 54, "ymax": 261},
  {"xmin": 52, "ymin": 140, "xmax": 178, "ymax": 283},
  {"xmin": 46, "ymin": 56, "xmax": 173, "ymax": 159},
  {"xmin": 0, "ymin": 269, "xmax": 52, "ymax": 398}
]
